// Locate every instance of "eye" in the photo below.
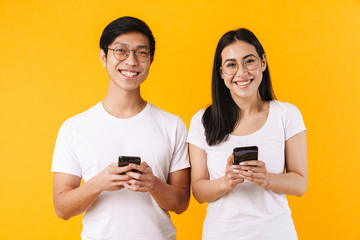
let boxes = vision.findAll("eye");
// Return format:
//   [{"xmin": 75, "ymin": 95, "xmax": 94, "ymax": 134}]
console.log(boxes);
[
  {"xmin": 115, "ymin": 47, "xmax": 127, "ymax": 54},
  {"xmin": 245, "ymin": 58, "xmax": 255, "ymax": 64},
  {"xmin": 137, "ymin": 50, "xmax": 149, "ymax": 56},
  {"xmin": 225, "ymin": 62, "xmax": 237, "ymax": 68}
]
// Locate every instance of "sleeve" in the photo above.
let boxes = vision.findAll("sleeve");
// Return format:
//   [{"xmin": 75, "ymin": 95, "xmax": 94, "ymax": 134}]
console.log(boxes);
[
  {"xmin": 284, "ymin": 103, "xmax": 306, "ymax": 141},
  {"xmin": 187, "ymin": 110, "xmax": 207, "ymax": 150},
  {"xmin": 51, "ymin": 119, "xmax": 82, "ymax": 177},
  {"xmin": 169, "ymin": 117, "xmax": 190, "ymax": 173}
]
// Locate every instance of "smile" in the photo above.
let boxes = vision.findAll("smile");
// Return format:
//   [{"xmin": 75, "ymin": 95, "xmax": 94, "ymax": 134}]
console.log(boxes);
[
  {"xmin": 119, "ymin": 70, "xmax": 140, "ymax": 78},
  {"xmin": 234, "ymin": 79, "xmax": 253, "ymax": 87}
]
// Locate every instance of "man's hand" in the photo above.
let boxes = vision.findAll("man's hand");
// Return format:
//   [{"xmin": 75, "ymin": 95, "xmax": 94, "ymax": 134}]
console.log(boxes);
[{"xmin": 124, "ymin": 161, "xmax": 155, "ymax": 192}]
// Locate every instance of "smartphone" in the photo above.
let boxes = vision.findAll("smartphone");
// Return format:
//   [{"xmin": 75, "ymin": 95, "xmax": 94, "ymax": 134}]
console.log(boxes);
[
  {"xmin": 118, "ymin": 156, "xmax": 141, "ymax": 174},
  {"xmin": 233, "ymin": 146, "xmax": 258, "ymax": 165}
]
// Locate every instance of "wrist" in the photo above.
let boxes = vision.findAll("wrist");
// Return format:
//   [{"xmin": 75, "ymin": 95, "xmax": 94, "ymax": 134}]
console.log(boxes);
[
  {"xmin": 86, "ymin": 177, "xmax": 103, "ymax": 195},
  {"xmin": 219, "ymin": 177, "xmax": 230, "ymax": 196},
  {"xmin": 149, "ymin": 175, "xmax": 160, "ymax": 192},
  {"xmin": 262, "ymin": 173, "xmax": 272, "ymax": 189}
]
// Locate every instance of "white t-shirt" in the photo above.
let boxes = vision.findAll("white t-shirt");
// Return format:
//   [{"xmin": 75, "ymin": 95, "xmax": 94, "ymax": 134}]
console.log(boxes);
[
  {"xmin": 52, "ymin": 102, "xmax": 190, "ymax": 240},
  {"xmin": 187, "ymin": 100, "xmax": 306, "ymax": 240}
]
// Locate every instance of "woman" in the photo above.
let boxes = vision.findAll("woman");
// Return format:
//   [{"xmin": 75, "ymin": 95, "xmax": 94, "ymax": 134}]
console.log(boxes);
[{"xmin": 187, "ymin": 28, "xmax": 307, "ymax": 240}]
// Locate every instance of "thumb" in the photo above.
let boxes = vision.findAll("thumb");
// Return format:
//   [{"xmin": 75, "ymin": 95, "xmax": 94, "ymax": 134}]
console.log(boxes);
[
  {"xmin": 227, "ymin": 154, "xmax": 234, "ymax": 166},
  {"xmin": 141, "ymin": 161, "xmax": 149, "ymax": 167}
]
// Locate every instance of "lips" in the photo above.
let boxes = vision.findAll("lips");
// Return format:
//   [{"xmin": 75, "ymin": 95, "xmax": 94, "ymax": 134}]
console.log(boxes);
[
  {"xmin": 119, "ymin": 69, "xmax": 140, "ymax": 78},
  {"xmin": 233, "ymin": 79, "xmax": 253, "ymax": 87}
]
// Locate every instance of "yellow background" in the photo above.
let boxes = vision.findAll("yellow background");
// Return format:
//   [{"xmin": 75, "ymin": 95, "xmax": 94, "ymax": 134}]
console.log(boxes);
[{"xmin": 1, "ymin": 0, "xmax": 359, "ymax": 239}]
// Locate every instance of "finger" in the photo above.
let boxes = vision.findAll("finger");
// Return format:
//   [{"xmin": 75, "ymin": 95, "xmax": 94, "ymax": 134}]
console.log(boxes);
[
  {"xmin": 245, "ymin": 177, "xmax": 267, "ymax": 187},
  {"xmin": 126, "ymin": 171, "xmax": 144, "ymax": 180},
  {"xmin": 234, "ymin": 178, "xmax": 245, "ymax": 184},
  {"xmin": 240, "ymin": 160, "xmax": 262, "ymax": 166},
  {"xmin": 240, "ymin": 165, "xmax": 267, "ymax": 174},
  {"xmin": 141, "ymin": 161, "xmax": 149, "ymax": 167},
  {"xmin": 124, "ymin": 183, "xmax": 148, "ymax": 192},
  {"xmin": 240, "ymin": 170, "xmax": 265, "ymax": 180},
  {"xmin": 227, "ymin": 155, "xmax": 234, "ymax": 166},
  {"xmin": 113, "ymin": 165, "xmax": 132, "ymax": 175},
  {"xmin": 113, "ymin": 174, "xmax": 132, "ymax": 181},
  {"xmin": 129, "ymin": 163, "xmax": 146, "ymax": 173}
]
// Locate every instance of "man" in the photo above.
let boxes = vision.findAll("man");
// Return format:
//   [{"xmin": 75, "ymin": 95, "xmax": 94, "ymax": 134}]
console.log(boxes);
[{"xmin": 52, "ymin": 16, "xmax": 190, "ymax": 240}]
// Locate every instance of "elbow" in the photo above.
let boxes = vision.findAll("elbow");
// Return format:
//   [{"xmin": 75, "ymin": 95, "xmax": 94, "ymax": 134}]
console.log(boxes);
[
  {"xmin": 192, "ymin": 193, "xmax": 207, "ymax": 204},
  {"xmin": 172, "ymin": 192, "xmax": 190, "ymax": 214},
  {"xmin": 173, "ymin": 198, "xmax": 190, "ymax": 214},
  {"xmin": 194, "ymin": 197, "xmax": 206, "ymax": 204},
  {"xmin": 174, "ymin": 205, "xmax": 187, "ymax": 215},
  {"xmin": 56, "ymin": 212, "xmax": 71, "ymax": 221},
  {"xmin": 54, "ymin": 208, "xmax": 72, "ymax": 220},
  {"xmin": 295, "ymin": 183, "xmax": 308, "ymax": 197}
]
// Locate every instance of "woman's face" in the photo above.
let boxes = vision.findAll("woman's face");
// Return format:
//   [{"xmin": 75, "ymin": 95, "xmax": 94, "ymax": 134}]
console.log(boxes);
[{"xmin": 220, "ymin": 40, "xmax": 266, "ymax": 101}]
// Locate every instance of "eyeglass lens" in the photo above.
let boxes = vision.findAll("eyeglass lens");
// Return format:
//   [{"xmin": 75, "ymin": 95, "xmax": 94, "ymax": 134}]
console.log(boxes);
[
  {"xmin": 222, "ymin": 56, "xmax": 259, "ymax": 75},
  {"xmin": 112, "ymin": 46, "xmax": 150, "ymax": 62}
]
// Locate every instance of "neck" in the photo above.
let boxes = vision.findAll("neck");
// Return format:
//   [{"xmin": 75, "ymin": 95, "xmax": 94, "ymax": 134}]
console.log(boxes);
[
  {"xmin": 232, "ymin": 94, "xmax": 266, "ymax": 117},
  {"xmin": 102, "ymin": 85, "xmax": 147, "ymax": 119}
]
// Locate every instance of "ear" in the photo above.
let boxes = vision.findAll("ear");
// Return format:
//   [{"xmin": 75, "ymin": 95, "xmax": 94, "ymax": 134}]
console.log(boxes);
[
  {"xmin": 220, "ymin": 67, "xmax": 225, "ymax": 79},
  {"xmin": 261, "ymin": 53, "xmax": 267, "ymax": 72},
  {"xmin": 150, "ymin": 56, "xmax": 154, "ymax": 65},
  {"xmin": 99, "ymin": 49, "xmax": 107, "ymax": 67}
]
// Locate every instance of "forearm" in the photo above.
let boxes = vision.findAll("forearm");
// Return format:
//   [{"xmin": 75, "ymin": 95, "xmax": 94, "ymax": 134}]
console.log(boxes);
[
  {"xmin": 265, "ymin": 172, "xmax": 307, "ymax": 197},
  {"xmin": 149, "ymin": 176, "xmax": 190, "ymax": 214},
  {"xmin": 192, "ymin": 177, "xmax": 229, "ymax": 203},
  {"xmin": 54, "ymin": 180, "xmax": 101, "ymax": 220}
]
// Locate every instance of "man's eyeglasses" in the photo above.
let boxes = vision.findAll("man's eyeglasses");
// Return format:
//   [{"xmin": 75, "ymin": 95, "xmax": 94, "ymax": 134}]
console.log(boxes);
[
  {"xmin": 220, "ymin": 55, "xmax": 261, "ymax": 75},
  {"xmin": 108, "ymin": 46, "xmax": 151, "ymax": 63}
]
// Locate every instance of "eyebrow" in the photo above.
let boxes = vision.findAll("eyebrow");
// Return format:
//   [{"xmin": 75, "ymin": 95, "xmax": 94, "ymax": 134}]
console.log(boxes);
[
  {"xmin": 224, "ymin": 54, "xmax": 257, "ymax": 62},
  {"xmin": 113, "ymin": 42, "xmax": 149, "ymax": 49}
]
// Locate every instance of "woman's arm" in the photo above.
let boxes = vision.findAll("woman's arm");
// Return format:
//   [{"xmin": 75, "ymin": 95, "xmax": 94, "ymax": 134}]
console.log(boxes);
[
  {"xmin": 239, "ymin": 131, "xmax": 308, "ymax": 196},
  {"xmin": 189, "ymin": 144, "xmax": 244, "ymax": 203}
]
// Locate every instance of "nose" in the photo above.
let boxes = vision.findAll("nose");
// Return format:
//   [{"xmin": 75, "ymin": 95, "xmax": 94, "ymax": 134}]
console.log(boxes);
[
  {"xmin": 124, "ymin": 50, "xmax": 138, "ymax": 66},
  {"xmin": 235, "ymin": 64, "xmax": 249, "ymax": 77}
]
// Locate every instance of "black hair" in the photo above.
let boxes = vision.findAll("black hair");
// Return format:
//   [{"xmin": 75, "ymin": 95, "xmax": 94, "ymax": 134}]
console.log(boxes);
[
  {"xmin": 99, "ymin": 16, "xmax": 155, "ymax": 57},
  {"xmin": 202, "ymin": 28, "xmax": 276, "ymax": 146}
]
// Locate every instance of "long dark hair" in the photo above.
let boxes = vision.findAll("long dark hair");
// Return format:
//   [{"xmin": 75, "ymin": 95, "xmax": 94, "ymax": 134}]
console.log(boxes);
[{"xmin": 202, "ymin": 28, "xmax": 276, "ymax": 146}]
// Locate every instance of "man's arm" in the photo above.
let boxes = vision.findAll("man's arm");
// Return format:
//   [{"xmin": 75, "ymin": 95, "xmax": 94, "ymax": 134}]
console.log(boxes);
[
  {"xmin": 125, "ymin": 163, "xmax": 190, "ymax": 214},
  {"xmin": 53, "ymin": 163, "xmax": 132, "ymax": 220}
]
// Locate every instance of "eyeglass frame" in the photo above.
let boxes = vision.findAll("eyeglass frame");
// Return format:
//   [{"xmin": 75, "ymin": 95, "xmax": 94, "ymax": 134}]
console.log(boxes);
[
  {"xmin": 108, "ymin": 46, "xmax": 151, "ymax": 63},
  {"xmin": 220, "ymin": 55, "xmax": 263, "ymax": 75}
]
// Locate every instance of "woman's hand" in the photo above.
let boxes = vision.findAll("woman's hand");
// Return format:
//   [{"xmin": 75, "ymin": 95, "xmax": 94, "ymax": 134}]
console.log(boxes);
[
  {"xmin": 238, "ymin": 160, "xmax": 270, "ymax": 187},
  {"xmin": 221, "ymin": 155, "xmax": 245, "ymax": 192}
]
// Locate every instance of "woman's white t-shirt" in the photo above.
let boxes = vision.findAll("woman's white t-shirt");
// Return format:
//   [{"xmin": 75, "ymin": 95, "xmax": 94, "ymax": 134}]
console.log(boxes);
[{"xmin": 187, "ymin": 100, "xmax": 306, "ymax": 240}]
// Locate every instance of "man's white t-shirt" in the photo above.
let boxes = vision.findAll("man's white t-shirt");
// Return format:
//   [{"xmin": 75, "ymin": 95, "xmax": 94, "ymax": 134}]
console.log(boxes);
[
  {"xmin": 187, "ymin": 100, "xmax": 306, "ymax": 240},
  {"xmin": 52, "ymin": 102, "xmax": 190, "ymax": 240}
]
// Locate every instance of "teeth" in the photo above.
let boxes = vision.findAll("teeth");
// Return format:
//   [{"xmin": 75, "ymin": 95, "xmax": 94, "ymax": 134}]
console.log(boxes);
[
  {"xmin": 235, "ymin": 80, "xmax": 251, "ymax": 86},
  {"xmin": 121, "ymin": 70, "xmax": 138, "ymax": 77}
]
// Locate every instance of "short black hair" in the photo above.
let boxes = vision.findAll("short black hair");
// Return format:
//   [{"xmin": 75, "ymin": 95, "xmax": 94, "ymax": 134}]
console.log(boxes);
[
  {"xmin": 99, "ymin": 16, "xmax": 156, "ymax": 57},
  {"xmin": 202, "ymin": 28, "xmax": 276, "ymax": 146}
]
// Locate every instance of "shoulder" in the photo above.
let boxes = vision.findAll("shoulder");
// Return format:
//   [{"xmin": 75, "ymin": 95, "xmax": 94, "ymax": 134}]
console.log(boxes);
[
  {"xmin": 190, "ymin": 109, "xmax": 206, "ymax": 124},
  {"xmin": 148, "ymin": 103, "xmax": 186, "ymax": 128},
  {"xmin": 271, "ymin": 100, "xmax": 302, "ymax": 116},
  {"xmin": 59, "ymin": 103, "xmax": 100, "ymax": 131}
]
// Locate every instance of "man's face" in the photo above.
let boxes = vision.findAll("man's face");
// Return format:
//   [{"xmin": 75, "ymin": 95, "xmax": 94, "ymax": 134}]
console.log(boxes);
[{"xmin": 100, "ymin": 32, "xmax": 152, "ymax": 93}]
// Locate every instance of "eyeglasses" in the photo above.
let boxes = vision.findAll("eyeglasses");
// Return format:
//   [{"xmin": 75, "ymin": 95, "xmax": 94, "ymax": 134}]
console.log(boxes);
[
  {"xmin": 108, "ymin": 46, "xmax": 151, "ymax": 63},
  {"xmin": 220, "ymin": 55, "xmax": 261, "ymax": 75}
]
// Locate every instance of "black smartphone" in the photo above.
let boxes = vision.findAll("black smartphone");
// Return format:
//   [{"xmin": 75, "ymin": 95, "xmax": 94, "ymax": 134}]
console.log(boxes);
[
  {"xmin": 233, "ymin": 146, "xmax": 258, "ymax": 165},
  {"xmin": 118, "ymin": 156, "xmax": 141, "ymax": 174}
]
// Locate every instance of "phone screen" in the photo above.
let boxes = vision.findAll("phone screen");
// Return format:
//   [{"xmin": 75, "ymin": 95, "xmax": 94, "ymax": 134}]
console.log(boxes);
[{"xmin": 233, "ymin": 146, "xmax": 258, "ymax": 165}]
